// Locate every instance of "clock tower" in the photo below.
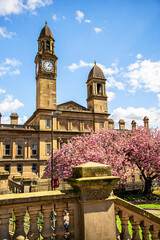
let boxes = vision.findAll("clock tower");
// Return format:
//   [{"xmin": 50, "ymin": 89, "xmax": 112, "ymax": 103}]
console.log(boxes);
[{"xmin": 35, "ymin": 22, "xmax": 58, "ymax": 110}]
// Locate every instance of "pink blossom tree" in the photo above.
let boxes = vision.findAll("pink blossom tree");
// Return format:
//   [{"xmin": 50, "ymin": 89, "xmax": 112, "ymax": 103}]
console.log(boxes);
[
  {"xmin": 124, "ymin": 126, "xmax": 160, "ymax": 194},
  {"xmin": 44, "ymin": 128, "xmax": 132, "ymax": 183}
]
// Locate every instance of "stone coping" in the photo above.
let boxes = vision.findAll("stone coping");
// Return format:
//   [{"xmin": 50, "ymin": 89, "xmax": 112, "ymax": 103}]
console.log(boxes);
[
  {"xmin": 111, "ymin": 196, "xmax": 160, "ymax": 225},
  {"xmin": 0, "ymin": 190, "xmax": 79, "ymax": 206}
]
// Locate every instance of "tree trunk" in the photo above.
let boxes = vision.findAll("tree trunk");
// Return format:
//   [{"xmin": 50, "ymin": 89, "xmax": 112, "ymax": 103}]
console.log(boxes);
[{"xmin": 144, "ymin": 178, "xmax": 152, "ymax": 194}]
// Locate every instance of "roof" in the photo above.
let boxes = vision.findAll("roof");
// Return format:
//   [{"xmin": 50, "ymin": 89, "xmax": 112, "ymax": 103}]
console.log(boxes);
[
  {"xmin": 57, "ymin": 101, "xmax": 87, "ymax": 111},
  {"xmin": 88, "ymin": 62, "xmax": 105, "ymax": 81},
  {"xmin": 39, "ymin": 21, "xmax": 54, "ymax": 39}
]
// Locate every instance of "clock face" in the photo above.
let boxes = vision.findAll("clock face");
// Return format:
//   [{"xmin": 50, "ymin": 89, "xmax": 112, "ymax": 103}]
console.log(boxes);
[{"xmin": 43, "ymin": 60, "xmax": 54, "ymax": 71}]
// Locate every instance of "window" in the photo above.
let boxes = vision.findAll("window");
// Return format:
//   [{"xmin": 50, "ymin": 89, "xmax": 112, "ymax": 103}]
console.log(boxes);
[
  {"xmin": 4, "ymin": 165, "xmax": 10, "ymax": 172},
  {"xmin": 47, "ymin": 75, "xmax": 50, "ymax": 79},
  {"xmin": 5, "ymin": 144, "xmax": 10, "ymax": 156},
  {"xmin": 46, "ymin": 144, "xmax": 50, "ymax": 155},
  {"xmin": 17, "ymin": 164, "xmax": 22, "ymax": 173},
  {"xmin": 32, "ymin": 164, "xmax": 37, "ymax": 173},
  {"xmin": 99, "ymin": 123, "xmax": 104, "ymax": 128},
  {"xmin": 89, "ymin": 85, "xmax": 92, "ymax": 95},
  {"xmin": 17, "ymin": 144, "xmax": 22, "ymax": 156},
  {"xmin": 132, "ymin": 175, "xmax": 135, "ymax": 182},
  {"xmin": 140, "ymin": 175, "xmax": 143, "ymax": 181},
  {"xmin": 46, "ymin": 119, "xmax": 50, "ymax": 128},
  {"xmin": 32, "ymin": 144, "xmax": 37, "ymax": 156},
  {"xmin": 97, "ymin": 83, "xmax": 103, "ymax": 95},
  {"xmin": 47, "ymin": 101, "xmax": 49, "ymax": 106},
  {"xmin": 46, "ymin": 41, "xmax": 50, "ymax": 50}
]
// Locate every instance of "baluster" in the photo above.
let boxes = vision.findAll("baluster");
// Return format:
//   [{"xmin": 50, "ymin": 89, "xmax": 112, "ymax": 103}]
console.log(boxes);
[
  {"xmin": 68, "ymin": 202, "xmax": 75, "ymax": 240},
  {"xmin": 119, "ymin": 211, "xmax": 131, "ymax": 240},
  {"xmin": 41, "ymin": 204, "xmax": 53, "ymax": 240},
  {"xmin": 12, "ymin": 206, "xmax": 27, "ymax": 240},
  {"xmin": 54, "ymin": 202, "xmax": 66, "ymax": 240},
  {"xmin": 150, "ymin": 225, "xmax": 160, "ymax": 240},
  {"xmin": 130, "ymin": 217, "xmax": 141, "ymax": 240},
  {"xmin": 115, "ymin": 213, "xmax": 121, "ymax": 240},
  {"xmin": 140, "ymin": 222, "xmax": 150, "ymax": 240},
  {"xmin": 0, "ymin": 208, "xmax": 12, "ymax": 240},
  {"xmin": 27, "ymin": 205, "xmax": 41, "ymax": 240}
]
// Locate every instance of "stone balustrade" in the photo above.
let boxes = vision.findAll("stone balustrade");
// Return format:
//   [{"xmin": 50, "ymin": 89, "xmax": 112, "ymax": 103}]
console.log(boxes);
[
  {"xmin": 8, "ymin": 179, "xmax": 23, "ymax": 193},
  {"xmin": 0, "ymin": 162, "xmax": 159, "ymax": 240},
  {"xmin": 114, "ymin": 197, "xmax": 160, "ymax": 240}
]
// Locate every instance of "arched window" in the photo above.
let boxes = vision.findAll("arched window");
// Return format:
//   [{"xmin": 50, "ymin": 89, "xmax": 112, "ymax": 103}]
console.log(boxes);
[
  {"xmin": 46, "ymin": 41, "xmax": 50, "ymax": 50},
  {"xmin": 97, "ymin": 83, "xmax": 102, "ymax": 95},
  {"xmin": 89, "ymin": 85, "xmax": 92, "ymax": 95}
]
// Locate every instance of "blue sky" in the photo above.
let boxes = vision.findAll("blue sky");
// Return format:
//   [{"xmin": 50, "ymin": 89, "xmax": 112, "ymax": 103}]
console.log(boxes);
[{"xmin": 0, "ymin": 0, "xmax": 160, "ymax": 129}]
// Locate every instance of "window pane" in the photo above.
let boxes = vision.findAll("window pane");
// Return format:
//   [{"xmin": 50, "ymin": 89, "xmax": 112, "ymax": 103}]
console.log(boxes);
[
  {"xmin": 17, "ymin": 164, "xmax": 22, "ymax": 173},
  {"xmin": 46, "ymin": 120, "xmax": 50, "ymax": 128},
  {"xmin": 32, "ymin": 164, "xmax": 37, "ymax": 173},
  {"xmin": 32, "ymin": 144, "xmax": 37, "ymax": 155},
  {"xmin": 46, "ymin": 144, "xmax": 50, "ymax": 155},
  {"xmin": 5, "ymin": 144, "xmax": 10, "ymax": 156},
  {"xmin": 17, "ymin": 144, "xmax": 22, "ymax": 156},
  {"xmin": 4, "ymin": 165, "xmax": 10, "ymax": 172}
]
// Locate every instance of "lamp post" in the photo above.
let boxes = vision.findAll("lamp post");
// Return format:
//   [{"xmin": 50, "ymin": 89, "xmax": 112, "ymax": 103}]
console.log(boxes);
[{"xmin": 51, "ymin": 110, "xmax": 62, "ymax": 190}]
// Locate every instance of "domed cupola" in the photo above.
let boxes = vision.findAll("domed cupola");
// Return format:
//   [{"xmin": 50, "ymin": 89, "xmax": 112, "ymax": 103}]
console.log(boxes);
[
  {"xmin": 39, "ymin": 21, "xmax": 54, "ymax": 39},
  {"xmin": 87, "ymin": 61, "xmax": 108, "ymax": 113},
  {"xmin": 87, "ymin": 61, "xmax": 105, "ymax": 81}
]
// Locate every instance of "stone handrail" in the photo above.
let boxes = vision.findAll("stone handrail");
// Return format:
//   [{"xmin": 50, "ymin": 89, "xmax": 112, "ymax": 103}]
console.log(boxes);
[
  {"xmin": 0, "ymin": 162, "xmax": 160, "ymax": 240},
  {"xmin": 8, "ymin": 179, "xmax": 23, "ymax": 193},
  {"xmin": 113, "ymin": 196, "xmax": 160, "ymax": 240},
  {"xmin": 0, "ymin": 190, "xmax": 79, "ymax": 240}
]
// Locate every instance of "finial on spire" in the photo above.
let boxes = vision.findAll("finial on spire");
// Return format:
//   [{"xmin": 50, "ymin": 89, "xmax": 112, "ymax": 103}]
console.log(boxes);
[
  {"xmin": 94, "ymin": 60, "xmax": 96, "ymax": 65},
  {"xmin": 45, "ymin": 21, "xmax": 47, "ymax": 25}
]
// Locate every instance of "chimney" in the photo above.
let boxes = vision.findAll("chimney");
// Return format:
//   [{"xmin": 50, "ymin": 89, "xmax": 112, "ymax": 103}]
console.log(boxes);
[
  {"xmin": 143, "ymin": 116, "xmax": 149, "ymax": 129},
  {"xmin": 131, "ymin": 120, "xmax": 136, "ymax": 130},
  {"xmin": 108, "ymin": 119, "xmax": 114, "ymax": 130},
  {"xmin": 119, "ymin": 119, "xmax": 125, "ymax": 130},
  {"xmin": 0, "ymin": 113, "xmax": 2, "ymax": 124},
  {"xmin": 10, "ymin": 113, "xmax": 18, "ymax": 125}
]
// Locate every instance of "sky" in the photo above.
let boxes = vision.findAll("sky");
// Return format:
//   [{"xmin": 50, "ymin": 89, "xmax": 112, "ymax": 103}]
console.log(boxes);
[{"xmin": 0, "ymin": 0, "xmax": 160, "ymax": 129}]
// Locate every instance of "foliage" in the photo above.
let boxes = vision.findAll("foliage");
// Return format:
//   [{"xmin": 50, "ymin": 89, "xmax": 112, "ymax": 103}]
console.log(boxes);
[
  {"xmin": 44, "ymin": 126, "xmax": 160, "ymax": 193},
  {"xmin": 124, "ymin": 126, "xmax": 160, "ymax": 193},
  {"xmin": 44, "ymin": 128, "xmax": 131, "ymax": 183},
  {"xmin": 136, "ymin": 204, "xmax": 160, "ymax": 209}
]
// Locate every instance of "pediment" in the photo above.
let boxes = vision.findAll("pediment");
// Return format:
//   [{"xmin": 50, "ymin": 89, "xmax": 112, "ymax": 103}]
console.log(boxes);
[{"xmin": 57, "ymin": 101, "xmax": 87, "ymax": 111}]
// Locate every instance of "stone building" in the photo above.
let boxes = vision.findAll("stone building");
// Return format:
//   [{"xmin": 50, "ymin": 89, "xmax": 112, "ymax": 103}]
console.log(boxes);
[
  {"xmin": 0, "ymin": 23, "xmax": 112, "ymax": 179},
  {"xmin": 0, "ymin": 23, "xmax": 148, "ymax": 184}
]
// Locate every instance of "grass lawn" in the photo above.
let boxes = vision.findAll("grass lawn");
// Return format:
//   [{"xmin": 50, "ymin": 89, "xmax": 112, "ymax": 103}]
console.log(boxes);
[{"xmin": 136, "ymin": 204, "xmax": 160, "ymax": 209}]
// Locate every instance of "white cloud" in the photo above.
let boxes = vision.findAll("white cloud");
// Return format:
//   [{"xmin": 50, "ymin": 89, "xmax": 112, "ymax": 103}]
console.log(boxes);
[
  {"xmin": 107, "ymin": 91, "xmax": 115, "ymax": 102},
  {"xmin": 157, "ymin": 94, "xmax": 160, "ymax": 106},
  {"xmin": 107, "ymin": 77, "xmax": 125, "ymax": 90},
  {"xmin": 111, "ymin": 106, "xmax": 160, "ymax": 129},
  {"xmin": 85, "ymin": 19, "xmax": 91, "ymax": 23},
  {"xmin": 62, "ymin": 16, "xmax": 66, "ymax": 20},
  {"xmin": 52, "ymin": 14, "xmax": 57, "ymax": 21},
  {"xmin": 68, "ymin": 60, "xmax": 93, "ymax": 72},
  {"xmin": 0, "ymin": 0, "xmax": 52, "ymax": 16},
  {"xmin": 76, "ymin": 10, "xmax": 84, "ymax": 23},
  {"xmin": 18, "ymin": 115, "xmax": 28, "ymax": 124},
  {"xmin": 124, "ymin": 59, "xmax": 160, "ymax": 93},
  {"xmin": 136, "ymin": 53, "xmax": 143, "ymax": 59},
  {"xmin": 0, "ymin": 94, "xmax": 24, "ymax": 114},
  {"xmin": 94, "ymin": 27, "xmax": 102, "ymax": 33},
  {"xmin": 4, "ymin": 58, "xmax": 21, "ymax": 66},
  {"xmin": 9, "ymin": 69, "xmax": 20, "ymax": 75},
  {"xmin": 0, "ymin": 89, "xmax": 6, "ymax": 94},
  {"xmin": 0, "ymin": 27, "xmax": 16, "ymax": 39}
]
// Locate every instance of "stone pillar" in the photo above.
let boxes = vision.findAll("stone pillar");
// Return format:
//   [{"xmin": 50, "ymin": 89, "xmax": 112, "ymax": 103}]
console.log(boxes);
[
  {"xmin": 0, "ymin": 208, "xmax": 12, "ymax": 240},
  {"xmin": 119, "ymin": 119, "xmax": 125, "ymax": 130},
  {"xmin": 108, "ymin": 119, "xmax": 114, "ymax": 130},
  {"xmin": 131, "ymin": 120, "xmax": 136, "ymax": 130},
  {"xmin": 12, "ymin": 206, "xmax": 27, "ymax": 240},
  {"xmin": 143, "ymin": 116, "xmax": 149, "ymax": 129},
  {"xmin": 68, "ymin": 162, "xmax": 120, "ymax": 240},
  {"xmin": 21, "ymin": 178, "xmax": 32, "ymax": 193},
  {"xmin": 10, "ymin": 113, "xmax": 18, "ymax": 125}
]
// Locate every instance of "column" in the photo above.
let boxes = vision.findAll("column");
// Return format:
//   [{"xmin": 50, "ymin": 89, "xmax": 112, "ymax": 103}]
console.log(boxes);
[
  {"xmin": 0, "ymin": 208, "xmax": 12, "ymax": 240},
  {"xmin": 27, "ymin": 205, "xmax": 41, "ymax": 240},
  {"xmin": 12, "ymin": 206, "xmax": 27, "ymax": 240},
  {"xmin": 41, "ymin": 204, "xmax": 53, "ymax": 240},
  {"xmin": 54, "ymin": 202, "xmax": 66, "ymax": 240}
]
